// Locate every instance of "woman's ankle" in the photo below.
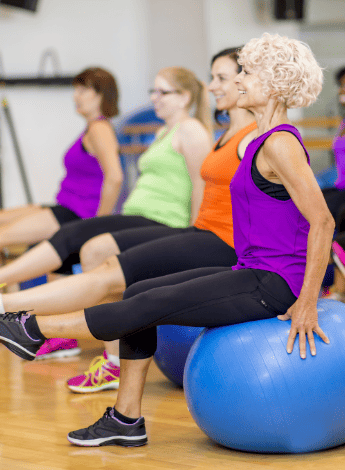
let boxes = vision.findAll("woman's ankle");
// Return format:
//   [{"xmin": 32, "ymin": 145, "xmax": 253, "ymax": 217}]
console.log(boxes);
[
  {"xmin": 114, "ymin": 402, "xmax": 141, "ymax": 419},
  {"xmin": 112, "ymin": 407, "xmax": 140, "ymax": 424}
]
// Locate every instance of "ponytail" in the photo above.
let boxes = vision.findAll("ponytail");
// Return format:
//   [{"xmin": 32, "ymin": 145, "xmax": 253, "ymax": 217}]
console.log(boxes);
[{"xmin": 194, "ymin": 80, "xmax": 213, "ymax": 137}]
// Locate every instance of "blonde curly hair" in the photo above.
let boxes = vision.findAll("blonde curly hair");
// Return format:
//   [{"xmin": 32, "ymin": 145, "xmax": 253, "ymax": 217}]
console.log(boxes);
[{"xmin": 238, "ymin": 33, "xmax": 323, "ymax": 108}]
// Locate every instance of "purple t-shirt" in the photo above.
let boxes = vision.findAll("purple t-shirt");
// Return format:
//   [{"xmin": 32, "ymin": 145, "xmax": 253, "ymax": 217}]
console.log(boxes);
[
  {"xmin": 55, "ymin": 134, "xmax": 104, "ymax": 219},
  {"xmin": 230, "ymin": 124, "xmax": 310, "ymax": 297},
  {"xmin": 334, "ymin": 119, "xmax": 345, "ymax": 190}
]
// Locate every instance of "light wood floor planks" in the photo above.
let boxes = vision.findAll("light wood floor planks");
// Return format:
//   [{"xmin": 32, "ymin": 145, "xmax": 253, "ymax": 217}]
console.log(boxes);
[{"xmin": 0, "ymin": 340, "xmax": 345, "ymax": 470}]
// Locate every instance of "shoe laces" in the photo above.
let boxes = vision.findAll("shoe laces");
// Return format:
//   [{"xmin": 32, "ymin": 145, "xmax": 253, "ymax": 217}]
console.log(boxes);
[
  {"xmin": 90, "ymin": 407, "xmax": 113, "ymax": 429},
  {"xmin": 2, "ymin": 310, "xmax": 33, "ymax": 322},
  {"xmin": 83, "ymin": 354, "xmax": 110, "ymax": 386}
]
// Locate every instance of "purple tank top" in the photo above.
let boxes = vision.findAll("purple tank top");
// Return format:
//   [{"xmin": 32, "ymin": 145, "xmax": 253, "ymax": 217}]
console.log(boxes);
[
  {"xmin": 55, "ymin": 131, "xmax": 104, "ymax": 219},
  {"xmin": 334, "ymin": 119, "xmax": 345, "ymax": 190},
  {"xmin": 230, "ymin": 124, "xmax": 310, "ymax": 297}
]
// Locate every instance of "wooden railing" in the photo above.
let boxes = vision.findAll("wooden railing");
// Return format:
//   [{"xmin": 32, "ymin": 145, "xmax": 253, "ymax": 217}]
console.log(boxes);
[
  {"xmin": 293, "ymin": 116, "xmax": 342, "ymax": 151},
  {"xmin": 119, "ymin": 123, "xmax": 228, "ymax": 155},
  {"xmin": 119, "ymin": 116, "xmax": 343, "ymax": 155}
]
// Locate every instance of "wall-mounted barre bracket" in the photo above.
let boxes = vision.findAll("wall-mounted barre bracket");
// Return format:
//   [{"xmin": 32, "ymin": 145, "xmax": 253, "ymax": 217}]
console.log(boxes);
[
  {"xmin": 0, "ymin": 75, "xmax": 74, "ymax": 87},
  {"xmin": 0, "ymin": 49, "xmax": 74, "ymax": 87}
]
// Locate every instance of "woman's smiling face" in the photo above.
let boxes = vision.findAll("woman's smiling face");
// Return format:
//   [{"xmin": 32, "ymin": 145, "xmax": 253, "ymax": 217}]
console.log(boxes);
[
  {"xmin": 208, "ymin": 56, "xmax": 240, "ymax": 113},
  {"xmin": 235, "ymin": 67, "xmax": 270, "ymax": 112}
]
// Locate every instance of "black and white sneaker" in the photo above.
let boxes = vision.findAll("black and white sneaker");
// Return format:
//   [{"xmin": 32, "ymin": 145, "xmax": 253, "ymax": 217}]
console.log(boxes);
[
  {"xmin": 67, "ymin": 407, "xmax": 148, "ymax": 447},
  {"xmin": 0, "ymin": 311, "xmax": 45, "ymax": 361}
]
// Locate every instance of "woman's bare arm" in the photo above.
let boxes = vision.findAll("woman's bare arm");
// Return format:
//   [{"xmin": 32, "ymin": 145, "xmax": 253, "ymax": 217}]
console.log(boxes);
[
  {"xmin": 84, "ymin": 121, "xmax": 123, "ymax": 216},
  {"xmin": 262, "ymin": 132, "xmax": 334, "ymax": 358}
]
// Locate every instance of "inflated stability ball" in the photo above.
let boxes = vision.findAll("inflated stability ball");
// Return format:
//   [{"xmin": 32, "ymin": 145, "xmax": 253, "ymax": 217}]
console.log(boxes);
[
  {"xmin": 154, "ymin": 325, "xmax": 204, "ymax": 387},
  {"xmin": 184, "ymin": 299, "xmax": 345, "ymax": 453}
]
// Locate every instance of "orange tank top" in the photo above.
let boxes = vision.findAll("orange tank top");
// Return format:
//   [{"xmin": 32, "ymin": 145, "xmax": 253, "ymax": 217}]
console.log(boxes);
[{"xmin": 194, "ymin": 121, "xmax": 257, "ymax": 247}]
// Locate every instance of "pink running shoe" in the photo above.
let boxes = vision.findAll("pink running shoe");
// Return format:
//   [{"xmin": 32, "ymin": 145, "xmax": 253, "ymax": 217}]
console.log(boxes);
[
  {"xmin": 67, "ymin": 351, "xmax": 120, "ymax": 393},
  {"xmin": 321, "ymin": 286, "xmax": 345, "ymax": 302},
  {"xmin": 333, "ymin": 241, "xmax": 345, "ymax": 278},
  {"xmin": 36, "ymin": 338, "xmax": 81, "ymax": 360}
]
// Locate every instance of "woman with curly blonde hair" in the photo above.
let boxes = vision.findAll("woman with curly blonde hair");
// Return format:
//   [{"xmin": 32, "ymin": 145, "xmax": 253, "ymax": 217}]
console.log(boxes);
[
  {"xmin": 237, "ymin": 33, "xmax": 323, "ymax": 108},
  {"xmin": 0, "ymin": 34, "xmax": 335, "ymax": 448}
]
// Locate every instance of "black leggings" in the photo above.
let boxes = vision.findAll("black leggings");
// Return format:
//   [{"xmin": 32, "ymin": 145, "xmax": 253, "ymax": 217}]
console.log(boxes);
[
  {"xmin": 47, "ymin": 205, "xmax": 81, "ymax": 225},
  {"xmin": 322, "ymin": 188, "xmax": 345, "ymax": 227},
  {"xmin": 336, "ymin": 203, "xmax": 345, "ymax": 233},
  {"xmin": 114, "ymin": 226, "xmax": 237, "ymax": 286},
  {"xmin": 49, "ymin": 215, "xmax": 165, "ymax": 273},
  {"xmin": 85, "ymin": 267, "xmax": 297, "ymax": 360}
]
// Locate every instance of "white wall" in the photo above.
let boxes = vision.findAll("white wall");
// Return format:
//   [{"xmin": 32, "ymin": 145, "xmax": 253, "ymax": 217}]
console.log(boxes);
[
  {"xmin": 0, "ymin": 0, "xmax": 211, "ymax": 208},
  {"xmin": 147, "ymin": 0, "xmax": 209, "ymax": 83},
  {"xmin": 0, "ymin": 0, "xmax": 339, "ymax": 207},
  {"xmin": 203, "ymin": 0, "xmax": 302, "ymax": 122},
  {"xmin": 306, "ymin": 0, "xmax": 345, "ymax": 25},
  {"xmin": 0, "ymin": 0, "xmax": 151, "ymax": 207},
  {"xmin": 203, "ymin": 0, "xmax": 300, "ymax": 59}
]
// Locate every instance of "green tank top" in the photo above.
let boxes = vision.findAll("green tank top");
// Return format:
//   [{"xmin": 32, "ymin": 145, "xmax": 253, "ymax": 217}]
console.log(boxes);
[{"xmin": 122, "ymin": 124, "xmax": 193, "ymax": 227}]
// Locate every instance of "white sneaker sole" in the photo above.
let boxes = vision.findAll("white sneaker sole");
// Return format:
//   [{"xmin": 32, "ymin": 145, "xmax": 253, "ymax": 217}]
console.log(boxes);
[
  {"xmin": 67, "ymin": 433, "xmax": 147, "ymax": 447},
  {"xmin": 67, "ymin": 380, "xmax": 120, "ymax": 393},
  {"xmin": 35, "ymin": 347, "xmax": 81, "ymax": 360},
  {"xmin": 333, "ymin": 253, "xmax": 345, "ymax": 279}
]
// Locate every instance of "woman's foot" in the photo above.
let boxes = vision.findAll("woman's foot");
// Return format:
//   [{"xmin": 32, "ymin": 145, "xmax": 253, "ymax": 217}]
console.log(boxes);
[
  {"xmin": 0, "ymin": 311, "xmax": 45, "ymax": 360},
  {"xmin": 332, "ymin": 241, "xmax": 345, "ymax": 278},
  {"xmin": 67, "ymin": 351, "xmax": 120, "ymax": 393},
  {"xmin": 322, "ymin": 285, "xmax": 345, "ymax": 302},
  {"xmin": 36, "ymin": 338, "xmax": 81, "ymax": 360},
  {"xmin": 67, "ymin": 406, "xmax": 147, "ymax": 447},
  {"xmin": 322, "ymin": 241, "xmax": 345, "ymax": 302}
]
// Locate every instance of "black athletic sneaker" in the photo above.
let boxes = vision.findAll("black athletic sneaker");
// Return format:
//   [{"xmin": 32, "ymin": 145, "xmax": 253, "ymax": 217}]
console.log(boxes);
[
  {"xmin": 0, "ymin": 311, "xmax": 44, "ymax": 361},
  {"xmin": 67, "ymin": 407, "xmax": 148, "ymax": 447}
]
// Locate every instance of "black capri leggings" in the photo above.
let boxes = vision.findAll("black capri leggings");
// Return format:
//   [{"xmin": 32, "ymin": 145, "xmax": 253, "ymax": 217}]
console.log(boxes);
[
  {"xmin": 322, "ymin": 188, "xmax": 345, "ymax": 227},
  {"xmin": 336, "ymin": 203, "xmax": 345, "ymax": 233},
  {"xmin": 43, "ymin": 205, "xmax": 81, "ymax": 225},
  {"xmin": 49, "ymin": 215, "xmax": 166, "ymax": 273},
  {"xmin": 114, "ymin": 226, "xmax": 238, "ymax": 287},
  {"xmin": 85, "ymin": 267, "xmax": 297, "ymax": 360}
]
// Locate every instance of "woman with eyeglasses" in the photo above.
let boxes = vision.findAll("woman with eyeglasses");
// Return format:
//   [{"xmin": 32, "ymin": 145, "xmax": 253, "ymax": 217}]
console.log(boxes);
[
  {"xmin": 0, "ymin": 50, "xmax": 257, "ymax": 382},
  {"xmin": 0, "ymin": 66, "xmax": 212, "ymax": 287},
  {"xmin": 0, "ymin": 66, "xmax": 212, "ymax": 358}
]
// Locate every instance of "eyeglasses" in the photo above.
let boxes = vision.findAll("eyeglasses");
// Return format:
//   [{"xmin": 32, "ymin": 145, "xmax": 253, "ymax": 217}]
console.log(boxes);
[{"xmin": 148, "ymin": 89, "xmax": 180, "ymax": 97}]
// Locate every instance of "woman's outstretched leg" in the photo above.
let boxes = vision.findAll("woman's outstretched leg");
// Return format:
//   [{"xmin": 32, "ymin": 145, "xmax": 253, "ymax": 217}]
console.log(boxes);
[
  {"xmin": 0, "ymin": 214, "xmax": 145, "ymax": 286},
  {"xmin": 1, "ymin": 255, "xmax": 126, "ymax": 314},
  {"xmin": 80, "ymin": 233, "xmax": 121, "ymax": 271},
  {"xmin": 0, "ymin": 204, "xmax": 42, "ymax": 225},
  {"xmin": 0, "ymin": 207, "xmax": 60, "ymax": 249},
  {"xmin": 0, "ymin": 240, "xmax": 62, "ymax": 286},
  {"xmin": 0, "ymin": 265, "xmax": 296, "ymax": 446},
  {"xmin": 38, "ymin": 310, "xmax": 93, "ymax": 338}
]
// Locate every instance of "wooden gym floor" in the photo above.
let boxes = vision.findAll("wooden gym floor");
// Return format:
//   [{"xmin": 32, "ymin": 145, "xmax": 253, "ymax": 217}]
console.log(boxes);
[{"xmin": 0, "ymin": 339, "xmax": 345, "ymax": 470}]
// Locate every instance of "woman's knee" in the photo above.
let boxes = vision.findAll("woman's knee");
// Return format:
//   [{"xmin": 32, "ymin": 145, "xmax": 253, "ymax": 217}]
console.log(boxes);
[
  {"xmin": 123, "ymin": 278, "xmax": 154, "ymax": 300},
  {"xmin": 90, "ymin": 255, "xmax": 126, "ymax": 295},
  {"xmin": 80, "ymin": 234, "xmax": 119, "ymax": 271}
]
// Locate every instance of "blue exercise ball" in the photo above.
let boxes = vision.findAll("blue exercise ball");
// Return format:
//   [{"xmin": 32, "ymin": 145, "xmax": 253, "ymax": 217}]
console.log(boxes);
[
  {"xmin": 154, "ymin": 325, "xmax": 204, "ymax": 387},
  {"xmin": 184, "ymin": 299, "xmax": 345, "ymax": 453}
]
